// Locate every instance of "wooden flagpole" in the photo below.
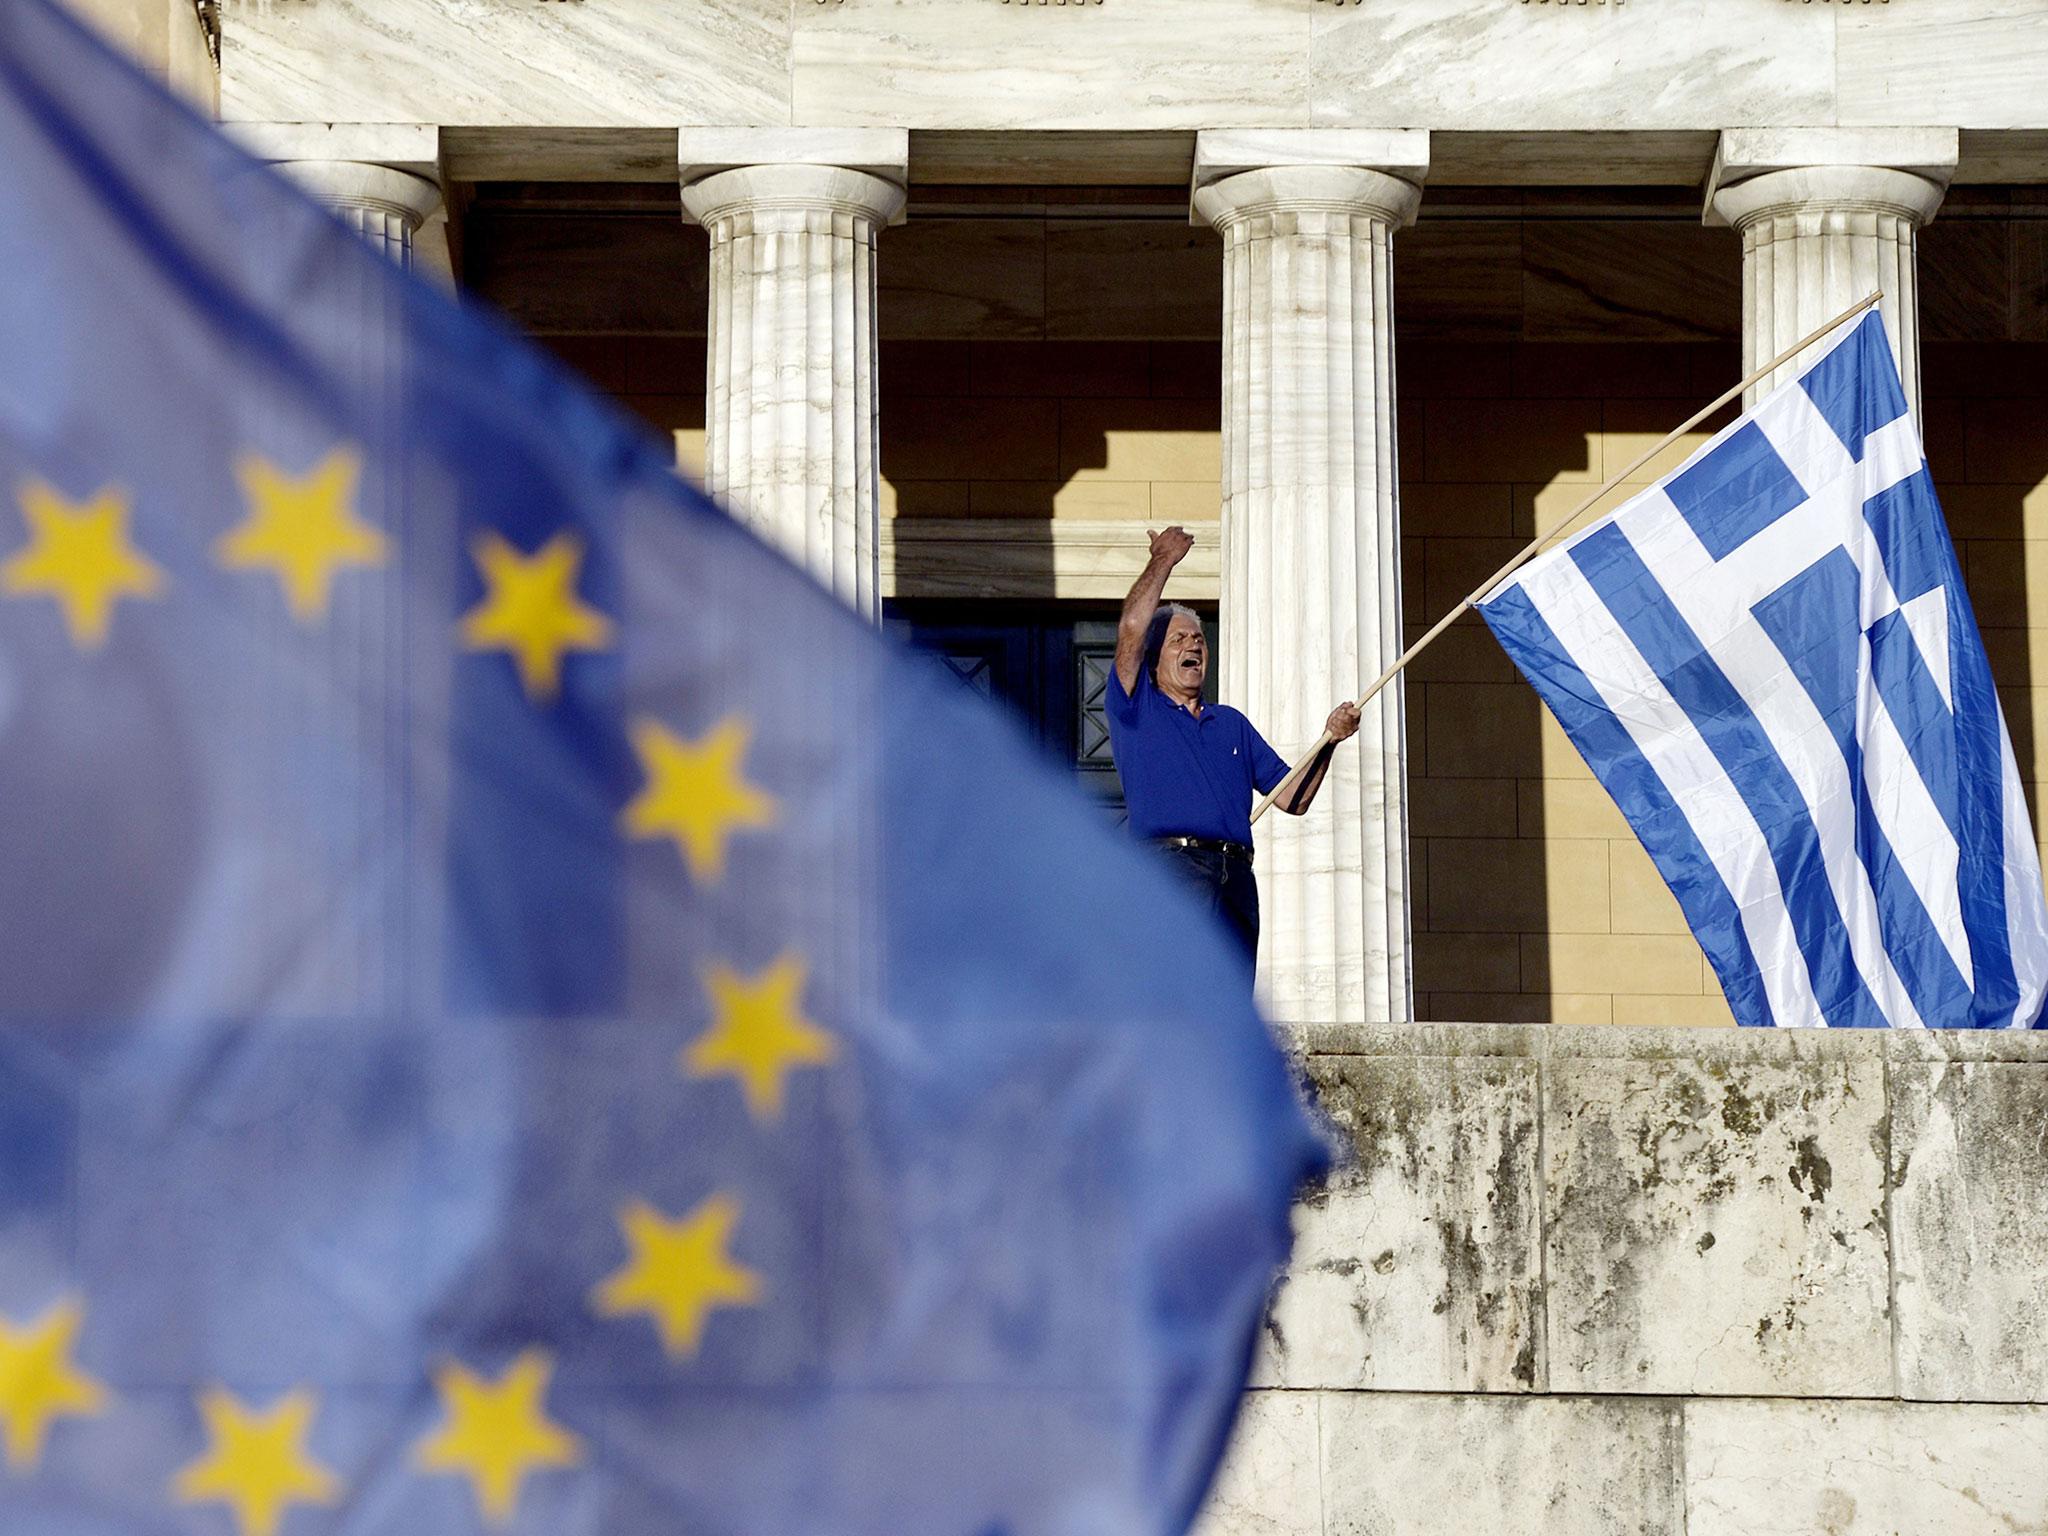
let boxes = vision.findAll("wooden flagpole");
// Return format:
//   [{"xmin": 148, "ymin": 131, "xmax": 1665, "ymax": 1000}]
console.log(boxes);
[{"xmin": 1249, "ymin": 289, "xmax": 1883, "ymax": 827}]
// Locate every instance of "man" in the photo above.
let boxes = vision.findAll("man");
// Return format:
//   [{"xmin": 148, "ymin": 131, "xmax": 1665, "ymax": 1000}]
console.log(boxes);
[{"xmin": 1107, "ymin": 525, "xmax": 1360, "ymax": 967}]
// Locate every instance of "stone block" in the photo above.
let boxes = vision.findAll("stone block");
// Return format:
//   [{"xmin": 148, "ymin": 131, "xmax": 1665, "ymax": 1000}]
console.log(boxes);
[
  {"xmin": 883, "ymin": 219, "xmax": 1047, "ymax": 341},
  {"xmin": 1543, "ymin": 1031, "xmax": 1892, "ymax": 1396},
  {"xmin": 1608, "ymin": 839, "xmax": 1688, "ymax": 936},
  {"xmin": 1964, "ymin": 397, "xmax": 2048, "ymax": 485},
  {"xmin": 1428, "ymin": 836, "xmax": 1609, "ymax": 936},
  {"xmin": 1524, "ymin": 222, "xmax": 1738, "ymax": 343},
  {"xmin": 1046, "ymin": 222, "xmax": 1222, "ymax": 341},
  {"xmin": 1189, "ymin": 1390, "xmax": 1321, "ymax": 1536},
  {"xmin": 1684, "ymin": 1398, "xmax": 2048, "ymax": 1536},
  {"xmin": 1429, "ymin": 991, "xmax": 1612, "ymax": 1026},
  {"xmin": 1407, "ymin": 778, "xmax": 1517, "ymax": 840},
  {"xmin": 1400, "ymin": 483, "xmax": 1514, "ymax": 538},
  {"xmin": 1320, "ymin": 1393, "xmax": 1684, "ymax": 1536},
  {"xmin": 1521, "ymin": 779, "xmax": 1631, "ymax": 841},
  {"xmin": 1410, "ymin": 932, "xmax": 1522, "ymax": 995},
  {"xmin": 1058, "ymin": 399, "xmax": 1220, "ymax": 483},
  {"xmin": 1602, "ymin": 397, "xmax": 1736, "ymax": 485},
  {"xmin": 1258, "ymin": 1049, "xmax": 1543, "ymax": 1393},
  {"xmin": 1425, "ymin": 397, "xmax": 1602, "ymax": 484},
  {"xmin": 1608, "ymin": 993, "xmax": 1738, "ymax": 1031},
  {"xmin": 1523, "ymin": 933, "xmax": 1704, "ymax": 997},
  {"xmin": 1889, "ymin": 1033, "xmax": 2048, "ymax": 1402}
]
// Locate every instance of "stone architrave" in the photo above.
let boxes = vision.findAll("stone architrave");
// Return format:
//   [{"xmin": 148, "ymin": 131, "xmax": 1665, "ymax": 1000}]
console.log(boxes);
[
  {"xmin": 681, "ymin": 133, "xmax": 908, "ymax": 620},
  {"xmin": 1707, "ymin": 129, "xmax": 1958, "ymax": 418},
  {"xmin": 1193, "ymin": 134, "xmax": 1424, "ymax": 1026}
]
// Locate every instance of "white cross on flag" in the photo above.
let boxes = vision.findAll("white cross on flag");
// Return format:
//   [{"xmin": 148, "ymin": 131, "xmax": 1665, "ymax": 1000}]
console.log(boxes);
[{"xmin": 1480, "ymin": 312, "xmax": 2048, "ymax": 1029}]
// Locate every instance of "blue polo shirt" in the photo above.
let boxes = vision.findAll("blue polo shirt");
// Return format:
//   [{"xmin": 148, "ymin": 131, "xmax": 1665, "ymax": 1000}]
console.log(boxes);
[{"xmin": 1105, "ymin": 663, "xmax": 1290, "ymax": 844}]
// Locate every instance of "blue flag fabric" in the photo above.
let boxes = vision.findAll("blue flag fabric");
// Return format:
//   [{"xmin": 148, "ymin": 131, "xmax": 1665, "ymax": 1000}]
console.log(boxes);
[
  {"xmin": 0, "ymin": 4, "xmax": 1325, "ymax": 1532},
  {"xmin": 1480, "ymin": 312, "xmax": 2048, "ymax": 1030}
]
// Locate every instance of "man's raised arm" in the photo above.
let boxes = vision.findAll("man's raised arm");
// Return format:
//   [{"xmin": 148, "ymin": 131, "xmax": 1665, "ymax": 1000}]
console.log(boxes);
[{"xmin": 1115, "ymin": 526, "xmax": 1193, "ymax": 694}]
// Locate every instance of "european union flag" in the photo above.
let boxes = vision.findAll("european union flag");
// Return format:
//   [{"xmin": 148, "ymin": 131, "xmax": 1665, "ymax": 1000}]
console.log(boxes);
[{"xmin": 0, "ymin": 3, "xmax": 1324, "ymax": 1532}]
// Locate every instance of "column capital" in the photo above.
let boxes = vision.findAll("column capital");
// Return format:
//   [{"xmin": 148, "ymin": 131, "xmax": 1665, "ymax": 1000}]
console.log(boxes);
[
  {"xmin": 680, "ymin": 163, "xmax": 907, "ymax": 233},
  {"xmin": 276, "ymin": 160, "xmax": 444, "ymax": 231},
  {"xmin": 1192, "ymin": 165, "xmax": 1422, "ymax": 235},
  {"xmin": 1704, "ymin": 127, "xmax": 1957, "ymax": 229},
  {"xmin": 1189, "ymin": 129, "xmax": 1428, "ymax": 229}
]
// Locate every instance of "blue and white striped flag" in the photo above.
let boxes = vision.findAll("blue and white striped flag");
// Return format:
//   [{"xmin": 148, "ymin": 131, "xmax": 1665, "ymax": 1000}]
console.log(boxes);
[{"xmin": 1479, "ymin": 312, "xmax": 2048, "ymax": 1029}]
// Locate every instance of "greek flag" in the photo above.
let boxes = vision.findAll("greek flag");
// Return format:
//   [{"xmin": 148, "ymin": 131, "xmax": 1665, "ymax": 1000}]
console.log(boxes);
[{"xmin": 1480, "ymin": 312, "xmax": 2048, "ymax": 1029}]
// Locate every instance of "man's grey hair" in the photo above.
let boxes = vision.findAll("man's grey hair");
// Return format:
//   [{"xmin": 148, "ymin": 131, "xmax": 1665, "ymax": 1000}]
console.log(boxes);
[{"xmin": 1144, "ymin": 603, "xmax": 1205, "ymax": 676}]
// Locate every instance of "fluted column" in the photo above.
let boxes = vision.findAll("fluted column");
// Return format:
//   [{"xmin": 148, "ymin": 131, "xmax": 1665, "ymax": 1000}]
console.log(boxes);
[
  {"xmin": 1194, "ymin": 161, "xmax": 1421, "ymax": 1025},
  {"xmin": 681, "ymin": 164, "xmax": 905, "ymax": 619},
  {"xmin": 277, "ymin": 160, "xmax": 443, "ymax": 270},
  {"xmin": 1707, "ymin": 132, "xmax": 1955, "ymax": 417}
]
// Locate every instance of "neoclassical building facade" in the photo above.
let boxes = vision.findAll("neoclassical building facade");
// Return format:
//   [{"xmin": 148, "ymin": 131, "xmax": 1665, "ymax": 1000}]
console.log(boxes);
[{"xmin": 96, "ymin": 0, "xmax": 2048, "ymax": 1029}]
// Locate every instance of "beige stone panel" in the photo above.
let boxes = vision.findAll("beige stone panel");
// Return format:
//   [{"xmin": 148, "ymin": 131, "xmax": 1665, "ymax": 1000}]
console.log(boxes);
[
  {"xmin": 1960, "ymin": 538, "xmax": 2030, "ymax": 628},
  {"xmin": 1937, "ymin": 481, "xmax": 2048, "ymax": 541},
  {"xmin": 1609, "ymin": 839, "xmax": 1688, "ymax": 936},
  {"xmin": 1404, "ymin": 341, "xmax": 1517, "ymax": 402},
  {"xmin": 1403, "ymin": 623, "xmax": 1515, "ymax": 686},
  {"xmin": 1150, "ymin": 481, "xmax": 1223, "ymax": 523},
  {"xmin": 966, "ymin": 340, "xmax": 1149, "ymax": 399},
  {"xmin": 1512, "ymin": 479, "xmax": 1638, "ymax": 539},
  {"xmin": 1400, "ymin": 482, "xmax": 1514, "ymax": 538},
  {"xmin": 1611, "ymin": 993, "xmax": 1738, "ymax": 1030},
  {"xmin": 1602, "ymin": 399, "xmax": 1737, "ymax": 485},
  {"xmin": 1426, "ymin": 683, "xmax": 1550, "ymax": 780},
  {"xmin": 1524, "ymin": 933, "xmax": 1704, "ymax": 996},
  {"xmin": 964, "ymin": 480, "xmax": 1150, "ymax": 520},
  {"xmin": 881, "ymin": 220, "xmax": 1047, "ymax": 342},
  {"xmin": 1412, "ymin": 932, "xmax": 1522, "ymax": 995},
  {"xmin": 1425, "ymin": 398, "xmax": 1603, "ymax": 484},
  {"xmin": 1522, "ymin": 779, "xmax": 1630, "ymax": 841},
  {"xmin": 625, "ymin": 394, "xmax": 701, "ymax": 434},
  {"xmin": 1510, "ymin": 342, "xmax": 1711, "ymax": 402},
  {"xmin": 1058, "ymin": 401, "xmax": 1220, "ymax": 484},
  {"xmin": 674, "ymin": 429, "xmax": 705, "ymax": 482},
  {"xmin": 1965, "ymin": 397, "xmax": 2048, "ymax": 484},
  {"xmin": 1524, "ymin": 223, "xmax": 1739, "ymax": 343},
  {"xmin": 1394, "ymin": 223, "xmax": 1525, "ymax": 344},
  {"xmin": 1047, "ymin": 222, "xmax": 1223, "ymax": 342},
  {"xmin": 1431, "ymin": 992, "xmax": 1613, "ymax": 1026},
  {"xmin": 884, "ymin": 398, "xmax": 1061, "ymax": 483},
  {"xmin": 1424, "ymin": 538, "xmax": 1526, "ymax": 621},
  {"xmin": 1430, "ymin": 837, "xmax": 1609, "ymax": 935},
  {"xmin": 1920, "ymin": 395, "xmax": 1968, "ymax": 482},
  {"xmin": 1408, "ymin": 779, "xmax": 1517, "ymax": 840},
  {"xmin": 879, "ymin": 480, "xmax": 972, "ymax": 519}
]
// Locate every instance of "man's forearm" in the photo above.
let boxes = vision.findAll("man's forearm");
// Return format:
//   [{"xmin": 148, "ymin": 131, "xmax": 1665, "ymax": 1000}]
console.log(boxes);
[
  {"xmin": 1282, "ymin": 744, "xmax": 1337, "ymax": 814},
  {"xmin": 1119, "ymin": 553, "xmax": 1175, "ymax": 637}
]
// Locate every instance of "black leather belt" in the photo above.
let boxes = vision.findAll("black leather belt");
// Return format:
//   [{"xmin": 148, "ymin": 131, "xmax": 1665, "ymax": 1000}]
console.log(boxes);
[{"xmin": 1154, "ymin": 835, "xmax": 1254, "ymax": 866}]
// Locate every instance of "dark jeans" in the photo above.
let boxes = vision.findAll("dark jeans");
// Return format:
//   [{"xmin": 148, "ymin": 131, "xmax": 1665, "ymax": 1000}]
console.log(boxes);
[{"xmin": 1156, "ymin": 843, "xmax": 1261, "ymax": 969}]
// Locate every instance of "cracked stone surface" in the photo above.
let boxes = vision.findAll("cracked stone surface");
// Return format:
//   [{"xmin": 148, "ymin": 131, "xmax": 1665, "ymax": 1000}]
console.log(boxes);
[
  {"xmin": 1890, "ymin": 1042, "xmax": 2048, "ymax": 1402},
  {"xmin": 1255, "ymin": 1047, "xmax": 1543, "ymax": 1393},
  {"xmin": 1320, "ymin": 1392, "xmax": 1684, "ymax": 1535},
  {"xmin": 1684, "ymin": 1398, "xmax": 2048, "ymax": 1535},
  {"xmin": 1190, "ymin": 1391, "xmax": 1321, "ymax": 1536},
  {"xmin": 1542, "ymin": 1032, "xmax": 1891, "ymax": 1396}
]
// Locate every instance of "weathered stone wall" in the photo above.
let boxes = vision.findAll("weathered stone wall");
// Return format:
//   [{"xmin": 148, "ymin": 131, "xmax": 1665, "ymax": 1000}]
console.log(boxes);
[{"xmin": 1197, "ymin": 1023, "xmax": 2048, "ymax": 1535}]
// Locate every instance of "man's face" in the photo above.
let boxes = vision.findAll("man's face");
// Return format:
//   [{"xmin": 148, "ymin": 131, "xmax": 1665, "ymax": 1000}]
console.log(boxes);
[{"xmin": 1155, "ymin": 612, "xmax": 1207, "ymax": 697}]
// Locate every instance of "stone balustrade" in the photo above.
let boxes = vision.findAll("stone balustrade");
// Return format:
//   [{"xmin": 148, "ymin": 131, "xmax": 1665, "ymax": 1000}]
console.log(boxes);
[{"xmin": 1200, "ymin": 1022, "xmax": 2048, "ymax": 1534}]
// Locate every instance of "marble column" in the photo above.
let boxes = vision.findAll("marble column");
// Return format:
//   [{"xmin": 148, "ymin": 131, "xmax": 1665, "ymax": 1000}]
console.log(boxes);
[
  {"xmin": 1706, "ymin": 131, "xmax": 1956, "ymax": 417},
  {"xmin": 278, "ymin": 160, "xmax": 444, "ymax": 270},
  {"xmin": 681, "ymin": 160, "xmax": 906, "ymax": 619},
  {"xmin": 1193, "ymin": 146, "xmax": 1423, "ymax": 1025}
]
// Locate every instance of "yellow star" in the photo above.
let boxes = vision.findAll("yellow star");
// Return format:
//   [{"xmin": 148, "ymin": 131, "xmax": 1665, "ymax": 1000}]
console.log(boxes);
[
  {"xmin": 414, "ymin": 1349, "xmax": 582, "ymax": 1526},
  {"xmin": 1, "ymin": 480, "xmax": 166, "ymax": 648},
  {"xmin": 591, "ymin": 1194, "xmax": 762, "ymax": 1359},
  {"xmin": 689, "ymin": 953, "xmax": 836, "ymax": 1123},
  {"xmin": 620, "ymin": 716, "xmax": 777, "ymax": 883},
  {"xmin": 458, "ymin": 530, "xmax": 614, "ymax": 702},
  {"xmin": 0, "ymin": 1297, "xmax": 109, "ymax": 1472},
  {"xmin": 171, "ymin": 1386, "xmax": 339, "ymax": 1536},
  {"xmin": 216, "ymin": 448, "xmax": 387, "ymax": 623}
]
